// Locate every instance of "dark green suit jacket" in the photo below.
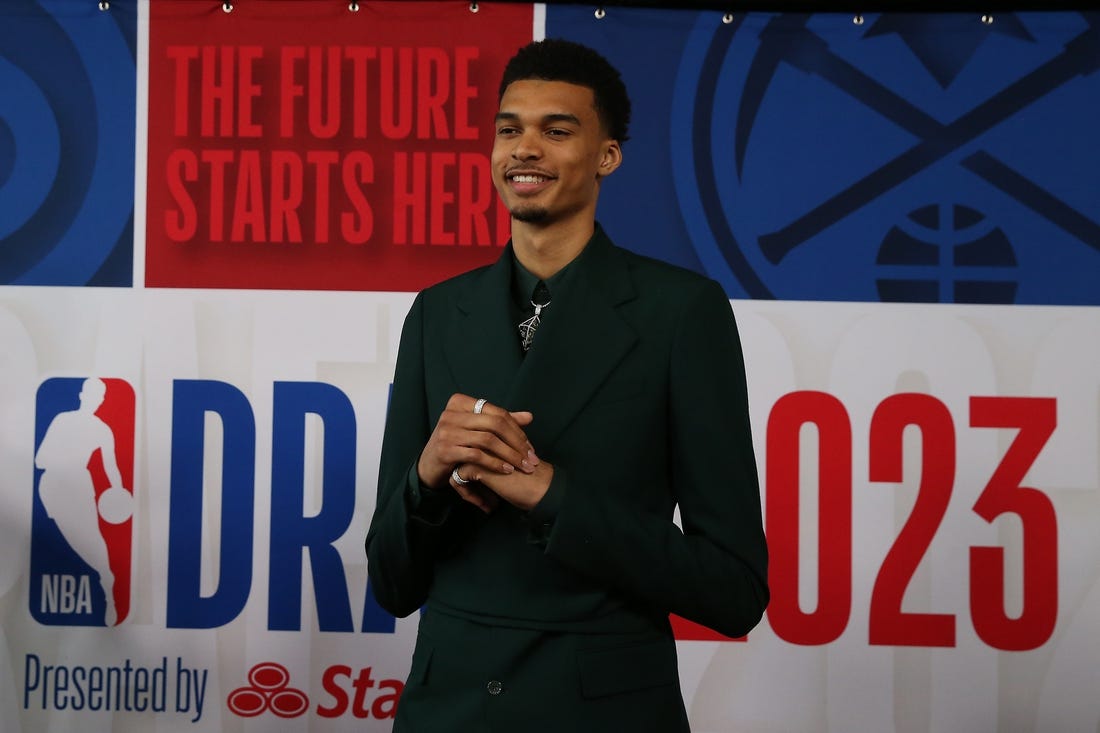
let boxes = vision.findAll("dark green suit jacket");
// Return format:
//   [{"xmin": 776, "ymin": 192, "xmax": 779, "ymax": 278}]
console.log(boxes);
[{"xmin": 366, "ymin": 228, "xmax": 768, "ymax": 732}]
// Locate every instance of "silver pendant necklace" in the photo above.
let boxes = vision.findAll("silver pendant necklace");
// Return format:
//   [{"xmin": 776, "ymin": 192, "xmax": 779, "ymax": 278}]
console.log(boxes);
[{"xmin": 518, "ymin": 296, "xmax": 551, "ymax": 351}]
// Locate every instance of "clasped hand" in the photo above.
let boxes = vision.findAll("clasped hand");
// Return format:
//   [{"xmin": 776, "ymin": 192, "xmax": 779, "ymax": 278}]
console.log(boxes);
[{"xmin": 417, "ymin": 394, "xmax": 552, "ymax": 513}]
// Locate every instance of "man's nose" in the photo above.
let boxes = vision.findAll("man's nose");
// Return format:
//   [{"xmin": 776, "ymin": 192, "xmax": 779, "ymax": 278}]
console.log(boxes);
[{"xmin": 512, "ymin": 130, "xmax": 542, "ymax": 159}]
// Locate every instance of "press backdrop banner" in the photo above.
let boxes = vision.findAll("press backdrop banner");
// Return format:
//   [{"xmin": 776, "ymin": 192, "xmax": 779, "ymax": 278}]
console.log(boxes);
[{"xmin": 1, "ymin": 2, "xmax": 1099, "ymax": 732}]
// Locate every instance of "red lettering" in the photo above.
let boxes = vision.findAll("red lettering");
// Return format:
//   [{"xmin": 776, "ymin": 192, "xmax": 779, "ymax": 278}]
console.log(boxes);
[
  {"xmin": 270, "ymin": 150, "xmax": 304, "ymax": 243},
  {"xmin": 316, "ymin": 665, "xmax": 350, "ymax": 718},
  {"xmin": 341, "ymin": 151, "xmax": 374, "ymax": 245},
  {"xmin": 372, "ymin": 679, "xmax": 403, "ymax": 719},
  {"xmin": 173, "ymin": 46, "xmax": 263, "ymax": 138},
  {"xmin": 393, "ymin": 151, "xmax": 427, "ymax": 245},
  {"xmin": 453, "ymin": 46, "xmax": 479, "ymax": 140},
  {"xmin": 237, "ymin": 46, "xmax": 264, "ymax": 137},
  {"xmin": 765, "ymin": 391, "xmax": 852, "ymax": 645},
  {"xmin": 380, "ymin": 47, "xmax": 414, "ymax": 139},
  {"xmin": 264, "ymin": 46, "xmax": 481, "ymax": 141},
  {"xmin": 200, "ymin": 46, "xmax": 235, "ymax": 137},
  {"xmin": 350, "ymin": 666, "xmax": 375, "ymax": 718},
  {"xmin": 167, "ymin": 46, "xmax": 198, "ymax": 137},
  {"xmin": 230, "ymin": 150, "xmax": 265, "ymax": 242},
  {"xmin": 416, "ymin": 47, "xmax": 449, "ymax": 140},
  {"xmin": 164, "ymin": 148, "xmax": 198, "ymax": 241},
  {"xmin": 201, "ymin": 149, "xmax": 234, "ymax": 241},
  {"xmin": 759, "ymin": 390, "xmax": 1057, "ymax": 651},
  {"xmin": 969, "ymin": 397, "xmax": 1057, "ymax": 651},
  {"xmin": 308, "ymin": 46, "xmax": 342, "ymax": 139},
  {"xmin": 430, "ymin": 152, "xmax": 456, "ymax": 245},
  {"xmin": 307, "ymin": 151, "xmax": 338, "ymax": 243},
  {"xmin": 162, "ymin": 150, "xmax": 384, "ymax": 245},
  {"xmin": 314, "ymin": 665, "xmax": 403, "ymax": 719},
  {"xmin": 346, "ymin": 46, "xmax": 377, "ymax": 138},
  {"xmin": 457, "ymin": 153, "xmax": 491, "ymax": 246},
  {"xmin": 280, "ymin": 46, "xmax": 306, "ymax": 137},
  {"xmin": 394, "ymin": 152, "xmax": 503, "ymax": 247},
  {"xmin": 869, "ymin": 393, "xmax": 956, "ymax": 647}
]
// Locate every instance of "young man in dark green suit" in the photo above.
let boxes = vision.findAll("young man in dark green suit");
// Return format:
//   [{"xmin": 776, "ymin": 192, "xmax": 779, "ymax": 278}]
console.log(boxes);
[{"xmin": 366, "ymin": 39, "xmax": 768, "ymax": 732}]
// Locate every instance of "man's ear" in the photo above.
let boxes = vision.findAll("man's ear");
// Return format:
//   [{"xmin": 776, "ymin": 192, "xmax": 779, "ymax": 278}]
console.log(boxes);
[{"xmin": 597, "ymin": 140, "xmax": 623, "ymax": 178}]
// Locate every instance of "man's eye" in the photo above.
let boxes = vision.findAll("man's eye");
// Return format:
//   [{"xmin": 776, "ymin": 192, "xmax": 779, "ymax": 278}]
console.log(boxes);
[
  {"xmin": 546, "ymin": 129, "xmax": 570, "ymax": 137},
  {"xmin": 497, "ymin": 127, "xmax": 519, "ymax": 136}
]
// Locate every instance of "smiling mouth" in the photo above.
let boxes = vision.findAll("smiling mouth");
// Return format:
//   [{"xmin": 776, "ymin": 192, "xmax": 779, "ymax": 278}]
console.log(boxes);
[{"xmin": 506, "ymin": 170, "xmax": 555, "ymax": 185}]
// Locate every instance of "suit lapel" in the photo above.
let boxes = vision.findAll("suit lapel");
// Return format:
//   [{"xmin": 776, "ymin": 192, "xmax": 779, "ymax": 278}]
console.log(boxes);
[
  {"xmin": 506, "ymin": 231, "xmax": 638, "ymax": 450},
  {"xmin": 444, "ymin": 249, "xmax": 523, "ymax": 406}
]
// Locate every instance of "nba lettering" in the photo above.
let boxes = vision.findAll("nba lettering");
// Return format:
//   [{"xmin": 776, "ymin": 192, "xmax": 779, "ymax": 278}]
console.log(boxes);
[{"xmin": 31, "ymin": 378, "xmax": 135, "ymax": 627}]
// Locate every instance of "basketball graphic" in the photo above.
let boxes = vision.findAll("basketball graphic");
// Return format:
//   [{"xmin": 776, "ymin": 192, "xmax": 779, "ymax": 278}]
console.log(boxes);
[{"xmin": 875, "ymin": 203, "xmax": 1017, "ymax": 303}]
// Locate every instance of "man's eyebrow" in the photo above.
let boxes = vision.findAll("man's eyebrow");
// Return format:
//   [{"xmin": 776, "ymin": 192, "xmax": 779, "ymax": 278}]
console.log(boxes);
[
  {"xmin": 543, "ymin": 113, "xmax": 582, "ymax": 126},
  {"xmin": 494, "ymin": 112, "xmax": 583, "ymax": 126}
]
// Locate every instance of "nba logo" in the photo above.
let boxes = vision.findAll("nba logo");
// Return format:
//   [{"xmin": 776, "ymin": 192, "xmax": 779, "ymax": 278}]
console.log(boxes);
[{"xmin": 30, "ymin": 378, "xmax": 135, "ymax": 626}]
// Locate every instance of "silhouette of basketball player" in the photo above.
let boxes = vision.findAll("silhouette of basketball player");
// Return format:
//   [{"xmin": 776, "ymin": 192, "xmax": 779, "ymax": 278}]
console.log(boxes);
[{"xmin": 35, "ymin": 378, "xmax": 125, "ymax": 626}]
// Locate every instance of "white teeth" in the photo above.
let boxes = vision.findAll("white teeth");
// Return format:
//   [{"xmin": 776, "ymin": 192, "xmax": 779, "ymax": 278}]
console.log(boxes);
[{"xmin": 512, "ymin": 175, "xmax": 546, "ymax": 184}]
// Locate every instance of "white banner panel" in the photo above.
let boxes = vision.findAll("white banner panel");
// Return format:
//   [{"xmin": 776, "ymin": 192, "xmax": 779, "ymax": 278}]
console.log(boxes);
[{"xmin": 1, "ymin": 287, "xmax": 1096, "ymax": 731}]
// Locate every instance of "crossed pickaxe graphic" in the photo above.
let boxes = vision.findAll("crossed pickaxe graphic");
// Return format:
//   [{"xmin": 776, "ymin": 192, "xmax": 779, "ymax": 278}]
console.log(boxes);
[{"xmin": 725, "ymin": 13, "xmax": 1100, "ymax": 267}]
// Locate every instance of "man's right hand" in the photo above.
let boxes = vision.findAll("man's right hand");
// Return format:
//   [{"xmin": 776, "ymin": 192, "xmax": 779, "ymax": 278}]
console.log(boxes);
[{"xmin": 417, "ymin": 394, "xmax": 539, "ymax": 512}]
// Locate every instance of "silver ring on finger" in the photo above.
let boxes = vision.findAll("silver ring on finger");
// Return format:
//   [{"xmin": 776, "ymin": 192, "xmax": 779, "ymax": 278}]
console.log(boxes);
[
  {"xmin": 451, "ymin": 468, "xmax": 471, "ymax": 486},
  {"xmin": 473, "ymin": 398, "xmax": 487, "ymax": 414}
]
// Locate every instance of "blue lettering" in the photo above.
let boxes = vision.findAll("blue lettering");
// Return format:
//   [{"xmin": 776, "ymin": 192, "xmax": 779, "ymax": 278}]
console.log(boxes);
[
  {"xmin": 24, "ymin": 654, "xmax": 40, "ymax": 708},
  {"xmin": 269, "ymin": 382, "xmax": 356, "ymax": 631},
  {"xmin": 167, "ymin": 380, "xmax": 256, "ymax": 628}
]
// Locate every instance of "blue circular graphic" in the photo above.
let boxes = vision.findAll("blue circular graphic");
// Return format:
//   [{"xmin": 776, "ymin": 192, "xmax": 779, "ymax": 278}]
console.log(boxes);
[
  {"xmin": 0, "ymin": 117, "xmax": 14, "ymax": 188},
  {"xmin": 0, "ymin": 56, "xmax": 61, "ymax": 240},
  {"xmin": 0, "ymin": 1, "xmax": 135, "ymax": 285}
]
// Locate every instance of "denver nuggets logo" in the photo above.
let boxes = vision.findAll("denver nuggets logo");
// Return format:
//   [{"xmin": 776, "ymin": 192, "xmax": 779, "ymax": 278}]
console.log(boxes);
[
  {"xmin": 30, "ymin": 378, "xmax": 135, "ymax": 626},
  {"xmin": 670, "ymin": 12, "xmax": 1100, "ymax": 303}
]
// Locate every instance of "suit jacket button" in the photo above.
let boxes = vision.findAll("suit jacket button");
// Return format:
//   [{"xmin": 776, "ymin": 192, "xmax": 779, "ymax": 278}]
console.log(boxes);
[{"xmin": 486, "ymin": 680, "xmax": 504, "ymax": 696}]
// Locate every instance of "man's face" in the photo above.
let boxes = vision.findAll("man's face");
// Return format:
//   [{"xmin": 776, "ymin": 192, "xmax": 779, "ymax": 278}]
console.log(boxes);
[{"xmin": 491, "ymin": 79, "xmax": 621, "ymax": 226}]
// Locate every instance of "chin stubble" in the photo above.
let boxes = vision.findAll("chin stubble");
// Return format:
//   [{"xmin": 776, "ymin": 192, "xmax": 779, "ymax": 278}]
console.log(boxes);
[{"xmin": 510, "ymin": 206, "xmax": 550, "ymax": 223}]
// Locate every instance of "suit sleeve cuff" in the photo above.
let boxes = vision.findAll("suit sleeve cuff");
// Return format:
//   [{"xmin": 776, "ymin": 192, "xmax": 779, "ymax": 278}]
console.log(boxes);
[
  {"xmin": 525, "ymin": 467, "xmax": 566, "ymax": 546},
  {"xmin": 404, "ymin": 463, "xmax": 455, "ymax": 526}
]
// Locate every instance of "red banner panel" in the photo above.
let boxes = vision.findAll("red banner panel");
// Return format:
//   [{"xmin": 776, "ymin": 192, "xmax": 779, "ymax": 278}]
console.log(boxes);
[{"xmin": 146, "ymin": 0, "xmax": 532, "ymax": 291}]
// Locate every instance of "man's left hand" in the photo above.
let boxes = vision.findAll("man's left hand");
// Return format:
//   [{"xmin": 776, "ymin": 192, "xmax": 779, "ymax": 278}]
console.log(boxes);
[{"xmin": 455, "ymin": 459, "xmax": 554, "ymax": 512}]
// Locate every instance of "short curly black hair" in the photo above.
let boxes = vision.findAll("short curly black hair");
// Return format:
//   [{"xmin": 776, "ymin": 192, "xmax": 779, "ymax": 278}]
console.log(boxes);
[{"xmin": 498, "ymin": 38, "xmax": 631, "ymax": 144}]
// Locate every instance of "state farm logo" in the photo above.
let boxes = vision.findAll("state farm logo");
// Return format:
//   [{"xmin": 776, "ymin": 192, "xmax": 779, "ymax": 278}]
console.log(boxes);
[
  {"xmin": 226, "ymin": 658, "xmax": 405, "ymax": 720},
  {"xmin": 227, "ymin": 663, "xmax": 309, "ymax": 718}
]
